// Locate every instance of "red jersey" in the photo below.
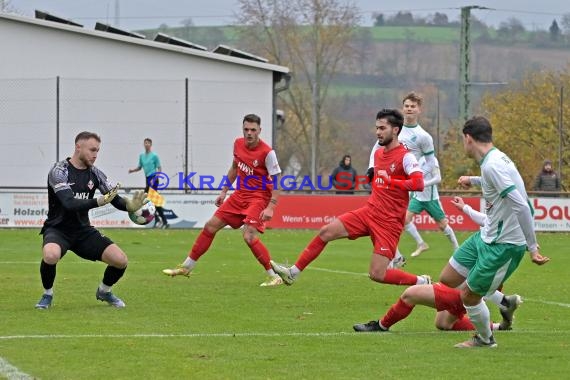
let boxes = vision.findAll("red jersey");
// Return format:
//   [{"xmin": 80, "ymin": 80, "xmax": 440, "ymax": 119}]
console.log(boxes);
[
  {"xmin": 233, "ymin": 137, "xmax": 280, "ymax": 199},
  {"xmin": 368, "ymin": 143, "xmax": 421, "ymax": 223}
]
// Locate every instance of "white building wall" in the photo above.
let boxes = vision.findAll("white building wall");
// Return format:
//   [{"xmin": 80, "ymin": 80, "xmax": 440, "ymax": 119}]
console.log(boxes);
[{"xmin": 0, "ymin": 15, "xmax": 283, "ymax": 189}]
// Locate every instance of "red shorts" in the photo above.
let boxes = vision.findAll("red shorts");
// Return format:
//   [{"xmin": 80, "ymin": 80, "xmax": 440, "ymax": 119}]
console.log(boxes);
[
  {"xmin": 214, "ymin": 193, "xmax": 269, "ymax": 233},
  {"xmin": 433, "ymin": 283, "xmax": 466, "ymax": 318},
  {"xmin": 338, "ymin": 206, "xmax": 402, "ymax": 260}
]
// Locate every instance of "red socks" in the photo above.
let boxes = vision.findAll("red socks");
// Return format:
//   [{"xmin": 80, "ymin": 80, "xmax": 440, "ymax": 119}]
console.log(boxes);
[
  {"xmin": 247, "ymin": 238, "xmax": 271, "ymax": 270},
  {"xmin": 295, "ymin": 236, "xmax": 327, "ymax": 270},
  {"xmin": 189, "ymin": 229, "xmax": 215, "ymax": 261},
  {"xmin": 381, "ymin": 298, "xmax": 414, "ymax": 328},
  {"xmin": 382, "ymin": 269, "xmax": 420, "ymax": 285}
]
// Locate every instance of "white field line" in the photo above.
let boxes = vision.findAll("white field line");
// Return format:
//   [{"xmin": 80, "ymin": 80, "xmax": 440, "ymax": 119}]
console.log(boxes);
[
  {"xmin": 0, "ymin": 357, "xmax": 35, "ymax": 380},
  {"xmin": 0, "ymin": 330, "xmax": 568, "ymax": 341}
]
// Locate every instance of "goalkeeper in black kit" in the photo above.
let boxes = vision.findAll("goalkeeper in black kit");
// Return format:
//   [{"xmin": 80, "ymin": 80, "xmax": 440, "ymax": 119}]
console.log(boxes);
[{"xmin": 35, "ymin": 131, "xmax": 148, "ymax": 309}]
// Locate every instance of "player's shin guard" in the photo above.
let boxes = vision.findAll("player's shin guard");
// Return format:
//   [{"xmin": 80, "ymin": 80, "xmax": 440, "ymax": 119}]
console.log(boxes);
[
  {"xmin": 40, "ymin": 260, "xmax": 56, "ymax": 290},
  {"xmin": 102, "ymin": 265, "xmax": 126, "ymax": 287},
  {"xmin": 189, "ymin": 229, "xmax": 215, "ymax": 261},
  {"xmin": 247, "ymin": 238, "xmax": 271, "ymax": 269}
]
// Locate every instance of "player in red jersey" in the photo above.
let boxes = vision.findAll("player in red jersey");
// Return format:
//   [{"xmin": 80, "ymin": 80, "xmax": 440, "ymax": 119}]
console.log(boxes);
[
  {"xmin": 162, "ymin": 114, "xmax": 284, "ymax": 286},
  {"xmin": 271, "ymin": 108, "xmax": 431, "ymax": 287}
]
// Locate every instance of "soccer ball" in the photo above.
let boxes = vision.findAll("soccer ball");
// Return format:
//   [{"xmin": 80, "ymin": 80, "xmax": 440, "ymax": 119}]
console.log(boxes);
[{"xmin": 128, "ymin": 201, "xmax": 156, "ymax": 225}]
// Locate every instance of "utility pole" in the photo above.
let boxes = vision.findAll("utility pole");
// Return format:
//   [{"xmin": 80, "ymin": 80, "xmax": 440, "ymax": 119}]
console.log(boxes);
[
  {"xmin": 114, "ymin": 0, "xmax": 120, "ymax": 27},
  {"xmin": 310, "ymin": 12, "xmax": 321, "ymax": 186},
  {"xmin": 458, "ymin": 5, "xmax": 489, "ymax": 122}
]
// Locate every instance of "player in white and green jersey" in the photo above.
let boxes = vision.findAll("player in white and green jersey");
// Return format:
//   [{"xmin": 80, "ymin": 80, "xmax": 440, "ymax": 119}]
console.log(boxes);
[
  {"xmin": 405, "ymin": 156, "xmax": 459, "ymax": 257},
  {"xmin": 438, "ymin": 116, "xmax": 550, "ymax": 348}
]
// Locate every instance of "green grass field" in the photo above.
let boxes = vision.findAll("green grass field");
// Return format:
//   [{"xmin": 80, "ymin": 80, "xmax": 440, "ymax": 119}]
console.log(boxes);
[{"xmin": 1, "ymin": 228, "xmax": 568, "ymax": 379}]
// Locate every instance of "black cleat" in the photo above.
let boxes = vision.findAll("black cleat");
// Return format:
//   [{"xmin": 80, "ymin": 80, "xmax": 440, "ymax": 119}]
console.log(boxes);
[{"xmin": 353, "ymin": 320, "xmax": 388, "ymax": 332}]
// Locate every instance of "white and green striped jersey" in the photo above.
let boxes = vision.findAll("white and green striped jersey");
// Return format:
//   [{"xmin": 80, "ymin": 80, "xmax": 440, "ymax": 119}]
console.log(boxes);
[{"xmin": 479, "ymin": 148, "xmax": 529, "ymax": 245}]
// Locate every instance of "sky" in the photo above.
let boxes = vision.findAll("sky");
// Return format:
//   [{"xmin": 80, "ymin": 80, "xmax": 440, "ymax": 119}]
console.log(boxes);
[{"xmin": 4, "ymin": 0, "xmax": 570, "ymax": 31}]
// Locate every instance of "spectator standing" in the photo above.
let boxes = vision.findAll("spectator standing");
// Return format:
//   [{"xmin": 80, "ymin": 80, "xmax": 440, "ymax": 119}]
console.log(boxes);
[
  {"xmin": 331, "ymin": 154, "xmax": 358, "ymax": 194},
  {"xmin": 533, "ymin": 159, "xmax": 561, "ymax": 196}
]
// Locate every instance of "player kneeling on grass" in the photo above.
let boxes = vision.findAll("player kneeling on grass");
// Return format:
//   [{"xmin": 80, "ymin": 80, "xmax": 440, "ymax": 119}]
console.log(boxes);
[
  {"xmin": 353, "ymin": 282, "xmax": 520, "ymax": 333},
  {"xmin": 354, "ymin": 195, "xmax": 522, "ymax": 334},
  {"xmin": 35, "ymin": 131, "xmax": 148, "ymax": 310}
]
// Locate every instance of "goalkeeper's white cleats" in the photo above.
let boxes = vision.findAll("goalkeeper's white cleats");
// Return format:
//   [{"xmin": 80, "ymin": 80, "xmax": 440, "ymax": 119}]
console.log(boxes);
[{"xmin": 162, "ymin": 264, "xmax": 191, "ymax": 278}]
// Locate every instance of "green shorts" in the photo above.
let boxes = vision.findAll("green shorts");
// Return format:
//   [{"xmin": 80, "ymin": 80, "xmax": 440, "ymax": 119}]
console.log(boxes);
[
  {"xmin": 408, "ymin": 198, "xmax": 446, "ymax": 221},
  {"xmin": 449, "ymin": 231, "xmax": 526, "ymax": 296}
]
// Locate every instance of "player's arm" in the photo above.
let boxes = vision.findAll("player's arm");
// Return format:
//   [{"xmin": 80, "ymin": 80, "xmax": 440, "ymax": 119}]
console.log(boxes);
[
  {"xmin": 423, "ymin": 165, "xmax": 441, "ymax": 187},
  {"xmin": 422, "ymin": 153, "xmax": 436, "ymax": 175},
  {"xmin": 377, "ymin": 153, "xmax": 424, "ymax": 191},
  {"xmin": 129, "ymin": 155, "xmax": 143, "ymax": 174},
  {"xmin": 451, "ymin": 196, "xmax": 486, "ymax": 226},
  {"xmin": 259, "ymin": 150, "xmax": 282, "ymax": 220},
  {"xmin": 112, "ymin": 190, "xmax": 148, "ymax": 212},
  {"xmin": 49, "ymin": 166, "xmax": 115, "ymax": 211},
  {"xmin": 366, "ymin": 142, "xmax": 380, "ymax": 182},
  {"xmin": 54, "ymin": 188, "xmax": 99, "ymax": 211},
  {"xmin": 419, "ymin": 133, "xmax": 436, "ymax": 174},
  {"xmin": 155, "ymin": 155, "xmax": 162, "ymax": 173},
  {"xmin": 216, "ymin": 162, "xmax": 238, "ymax": 207},
  {"xmin": 263, "ymin": 183, "xmax": 281, "ymax": 215},
  {"xmin": 505, "ymin": 188, "xmax": 549, "ymax": 265},
  {"xmin": 92, "ymin": 169, "xmax": 147, "ymax": 212},
  {"xmin": 458, "ymin": 175, "xmax": 481, "ymax": 189}
]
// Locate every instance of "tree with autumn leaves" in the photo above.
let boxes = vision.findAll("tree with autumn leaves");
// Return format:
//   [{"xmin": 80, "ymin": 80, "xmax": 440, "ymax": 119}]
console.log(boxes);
[
  {"xmin": 235, "ymin": 0, "xmax": 361, "ymax": 180},
  {"xmin": 440, "ymin": 68, "xmax": 569, "ymax": 192}
]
